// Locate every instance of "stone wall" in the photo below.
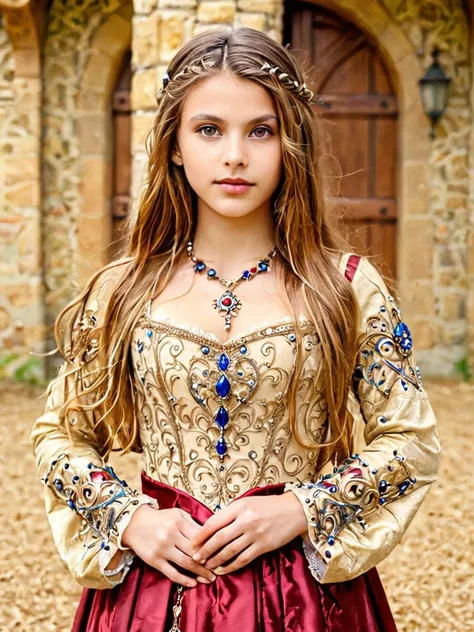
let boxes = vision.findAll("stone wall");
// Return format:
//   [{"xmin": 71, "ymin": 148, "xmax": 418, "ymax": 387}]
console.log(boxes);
[
  {"xmin": 0, "ymin": 10, "xmax": 42, "ymax": 381},
  {"xmin": 382, "ymin": 1, "xmax": 471, "ymax": 375}
]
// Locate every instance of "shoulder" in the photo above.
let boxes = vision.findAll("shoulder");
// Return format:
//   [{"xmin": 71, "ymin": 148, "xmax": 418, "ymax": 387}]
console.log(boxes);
[{"xmin": 334, "ymin": 252, "xmax": 398, "ymax": 322}]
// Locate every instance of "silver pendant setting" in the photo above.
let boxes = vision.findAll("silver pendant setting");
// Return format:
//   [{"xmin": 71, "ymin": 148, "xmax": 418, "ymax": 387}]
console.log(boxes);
[{"xmin": 213, "ymin": 290, "xmax": 242, "ymax": 331}]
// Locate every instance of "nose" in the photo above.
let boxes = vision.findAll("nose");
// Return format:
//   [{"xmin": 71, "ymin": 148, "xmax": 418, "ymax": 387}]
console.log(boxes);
[{"xmin": 222, "ymin": 132, "xmax": 248, "ymax": 167}]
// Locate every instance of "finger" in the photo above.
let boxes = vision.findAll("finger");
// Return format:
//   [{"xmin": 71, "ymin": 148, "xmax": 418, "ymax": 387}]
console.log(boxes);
[
  {"xmin": 191, "ymin": 509, "xmax": 237, "ymax": 549},
  {"xmin": 204, "ymin": 534, "xmax": 251, "ymax": 571},
  {"xmin": 213, "ymin": 543, "xmax": 259, "ymax": 575},
  {"xmin": 193, "ymin": 522, "xmax": 244, "ymax": 564},
  {"xmin": 178, "ymin": 516, "xmax": 202, "ymax": 542},
  {"xmin": 159, "ymin": 560, "xmax": 197, "ymax": 588},
  {"xmin": 180, "ymin": 509, "xmax": 202, "ymax": 529},
  {"xmin": 171, "ymin": 546, "xmax": 216, "ymax": 582}
]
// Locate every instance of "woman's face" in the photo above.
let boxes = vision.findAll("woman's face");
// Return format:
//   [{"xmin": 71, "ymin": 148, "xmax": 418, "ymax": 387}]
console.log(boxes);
[{"xmin": 172, "ymin": 71, "xmax": 282, "ymax": 219}]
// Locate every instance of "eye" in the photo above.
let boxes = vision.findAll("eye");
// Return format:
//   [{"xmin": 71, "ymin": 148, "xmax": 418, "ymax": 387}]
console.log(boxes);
[
  {"xmin": 196, "ymin": 125, "xmax": 274, "ymax": 139},
  {"xmin": 198, "ymin": 125, "xmax": 220, "ymax": 137},
  {"xmin": 251, "ymin": 126, "xmax": 273, "ymax": 138}
]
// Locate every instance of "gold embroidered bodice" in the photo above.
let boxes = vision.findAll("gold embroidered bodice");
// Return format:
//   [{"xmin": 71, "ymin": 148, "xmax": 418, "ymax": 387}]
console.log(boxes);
[
  {"xmin": 131, "ymin": 311, "xmax": 325, "ymax": 510},
  {"xmin": 30, "ymin": 253, "xmax": 441, "ymax": 590}
]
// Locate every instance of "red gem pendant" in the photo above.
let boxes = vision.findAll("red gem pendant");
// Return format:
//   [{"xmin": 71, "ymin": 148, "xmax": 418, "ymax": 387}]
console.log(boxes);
[{"xmin": 213, "ymin": 290, "xmax": 242, "ymax": 330}]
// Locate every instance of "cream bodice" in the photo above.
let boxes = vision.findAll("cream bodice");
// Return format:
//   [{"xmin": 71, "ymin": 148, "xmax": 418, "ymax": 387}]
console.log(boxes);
[
  {"xmin": 131, "ymin": 310, "xmax": 325, "ymax": 511},
  {"xmin": 30, "ymin": 252, "xmax": 441, "ymax": 590}
]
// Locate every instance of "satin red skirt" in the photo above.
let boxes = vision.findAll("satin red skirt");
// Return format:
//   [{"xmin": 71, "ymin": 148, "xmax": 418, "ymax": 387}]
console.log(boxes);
[{"xmin": 72, "ymin": 470, "xmax": 398, "ymax": 631}]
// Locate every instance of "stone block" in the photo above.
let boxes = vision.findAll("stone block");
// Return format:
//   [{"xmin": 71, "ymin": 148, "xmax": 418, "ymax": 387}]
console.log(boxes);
[
  {"xmin": 131, "ymin": 68, "xmax": 159, "ymax": 110},
  {"xmin": 158, "ymin": 12, "xmax": 195, "ymax": 61},
  {"xmin": 79, "ymin": 157, "xmax": 113, "ymax": 217},
  {"xmin": 236, "ymin": 12, "xmax": 266, "ymax": 31},
  {"xmin": 132, "ymin": 114, "xmax": 155, "ymax": 151},
  {"xmin": 398, "ymin": 218, "xmax": 433, "ymax": 280},
  {"xmin": 133, "ymin": 14, "xmax": 160, "ymax": 67},
  {"xmin": 197, "ymin": 2, "xmax": 235, "ymax": 23},
  {"xmin": 76, "ymin": 113, "xmax": 110, "ymax": 156},
  {"xmin": 94, "ymin": 13, "xmax": 131, "ymax": 60},
  {"xmin": 134, "ymin": 0, "xmax": 157, "ymax": 14},
  {"xmin": 237, "ymin": 0, "xmax": 277, "ymax": 13},
  {"xmin": 158, "ymin": 0, "xmax": 197, "ymax": 7},
  {"xmin": 440, "ymin": 291, "xmax": 465, "ymax": 322}
]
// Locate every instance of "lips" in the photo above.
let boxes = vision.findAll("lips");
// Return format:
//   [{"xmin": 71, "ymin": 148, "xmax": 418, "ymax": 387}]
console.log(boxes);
[
  {"xmin": 216, "ymin": 181, "xmax": 254, "ymax": 194},
  {"xmin": 216, "ymin": 179, "xmax": 253, "ymax": 185}
]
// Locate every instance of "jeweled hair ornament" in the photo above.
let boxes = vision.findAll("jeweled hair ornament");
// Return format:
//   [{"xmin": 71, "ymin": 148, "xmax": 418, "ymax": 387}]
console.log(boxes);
[{"xmin": 159, "ymin": 61, "xmax": 321, "ymax": 105}]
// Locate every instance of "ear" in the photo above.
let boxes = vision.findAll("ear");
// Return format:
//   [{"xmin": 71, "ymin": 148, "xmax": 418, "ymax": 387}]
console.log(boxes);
[{"xmin": 171, "ymin": 144, "xmax": 183, "ymax": 166}]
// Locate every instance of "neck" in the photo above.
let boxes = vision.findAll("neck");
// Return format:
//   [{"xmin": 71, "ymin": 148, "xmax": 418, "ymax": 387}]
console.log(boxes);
[{"xmin": 189, "ymin": 203, "xmax": 276, "ymax": 278}]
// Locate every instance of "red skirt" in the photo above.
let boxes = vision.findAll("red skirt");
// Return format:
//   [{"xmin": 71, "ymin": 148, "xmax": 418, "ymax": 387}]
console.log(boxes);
[{"xmin": 72, "ymin": 470, "xmax": 398, "ymax": 631}]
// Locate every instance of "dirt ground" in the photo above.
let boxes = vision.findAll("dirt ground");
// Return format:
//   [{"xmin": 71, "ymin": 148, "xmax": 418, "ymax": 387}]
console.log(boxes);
[{"xmin": 1, "ymin": 377, "xmax": 472, "ymax": 631}]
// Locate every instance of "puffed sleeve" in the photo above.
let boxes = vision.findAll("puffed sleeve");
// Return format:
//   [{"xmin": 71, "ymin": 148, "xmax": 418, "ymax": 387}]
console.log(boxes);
[
  {"xmin": 284, "ymin": 255, "xmax": 441, "ymax": 583},
  {"xmin": 30, "ymin": 279, "xmax": 159, "ymax": 590}
]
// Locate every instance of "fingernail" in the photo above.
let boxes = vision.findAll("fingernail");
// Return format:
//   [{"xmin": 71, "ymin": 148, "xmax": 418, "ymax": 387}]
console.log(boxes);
[
  {"xmin": 192, "ymin": 554, "xmax": 201, "ymax": 562},
  {"xmin": 197, "ymin": 577, "xmax": 211, "ymax": 584},
  {"xmin": 214, "ymin": 567, "xmax": 225, "ymax": 575}
]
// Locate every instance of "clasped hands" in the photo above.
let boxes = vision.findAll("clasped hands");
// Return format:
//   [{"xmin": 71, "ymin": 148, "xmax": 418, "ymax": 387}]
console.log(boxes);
[{"xmin": 189, "ymin": 491, "xmax": 308, "ymax": 576}]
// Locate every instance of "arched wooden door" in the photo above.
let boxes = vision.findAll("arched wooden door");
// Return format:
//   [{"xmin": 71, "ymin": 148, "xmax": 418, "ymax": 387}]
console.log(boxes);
[
  {"xmin": 284, "ymin": 2, "xmax": 399, "ymax": 280},
  {"xmin": 110, "ymin": 49, "xmax": 132, "ymax": 260}
]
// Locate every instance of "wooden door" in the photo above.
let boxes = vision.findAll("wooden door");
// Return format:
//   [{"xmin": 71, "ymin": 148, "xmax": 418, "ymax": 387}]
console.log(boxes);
[
  {"xmin": 284, "ymin": 2, "xmax": 398, "ymax": 280},
  {"xmin": 110, "ymin": 49, "xmax": 132, "ymax": 260}
]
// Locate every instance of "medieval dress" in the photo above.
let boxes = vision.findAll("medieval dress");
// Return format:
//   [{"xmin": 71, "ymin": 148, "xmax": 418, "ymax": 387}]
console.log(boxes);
[{"xmin": 30, "ymin": 253, "xmax": 441, "ymax": 632}]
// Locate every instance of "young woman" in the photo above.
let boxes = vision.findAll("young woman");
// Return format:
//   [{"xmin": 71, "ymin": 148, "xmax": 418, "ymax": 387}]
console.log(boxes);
[{"xmin": 31, "ymin": 26, "xmax": 441, "ymax": 631}]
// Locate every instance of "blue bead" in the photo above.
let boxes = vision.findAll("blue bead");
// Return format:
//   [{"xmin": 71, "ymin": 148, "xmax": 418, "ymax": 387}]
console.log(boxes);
[
  {"xmin": 398, "ymin": 481, "xmax": 410, "ymax": 494},
  {"xmin": 289, "ymin": 333, "xmax": 296, "ymax": 342},
  {"xmin": 201, "ymin": 346, "xmax": 210, "ymax": 355},
  {"xmin": 137, "ymin": 340, "xmax": 144, "ymax": 353},
  {"xmin": 218, "ymin": 353, "xmax": 230, "ymax": 371},
  {"xmin": 207, "ymin": 269, "xmax": 217, "ymax": 277},
  {"xmin": 325, "ymin": 550, "xmax": 332, "ymax": 559},
  {"xmin": 243, "ymin": 270, "xmax": 251, "ymax": 279},
  {"xmin": 216, "ymin": 374, "xmax": 231, "ymax": 398},
  {"xmin": 216, "ymin": 437, "xmax": 227, "ymax": 455},
  {"xmin": 215, "ymin": 406, "xmax": 229, "ymax": 428},
  {"xmin": 327, "ymin": 536, "xmax": 335, "ymax": 546},
  {"xmin": 258, "ymin": 262, "xmax": 268, "ymax": 271},
  {"xmin": 240, "ymin": 345, "xmax": 247, "ymax": 354},
  {"xmin": 394, "ymin": 321, "xmax": 413, "ymax": 352},
  {"xmin": 146, "ymin": 329, "xmax": 153, "ymax": 338},
  {"xmin": 194, "ymin": 261, "xmax": 206, "ymax": 272},
  {"xmin": 379, "ymin": 480, "xmax": 387, "ymax": 493}
]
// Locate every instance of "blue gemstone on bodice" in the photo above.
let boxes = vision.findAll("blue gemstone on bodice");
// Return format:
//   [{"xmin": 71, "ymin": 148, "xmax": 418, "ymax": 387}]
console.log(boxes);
[
  {"xmin": 215, "ymin": 406, "xmax": 229, "ymax": 428},
  {"xmin": 216, "ymin": 437, "xmax": 227, "ymax": 455},
  {"xmin": 393, "ymin": 322, "xmax": 413, "ymax": 352},
  {"xmin": 218, "ymin": 353, "xmax": 230, "ymax": 371},
  {"xmin": 216, "ymin": 374, "xmax": 231, "ymax": 398}
]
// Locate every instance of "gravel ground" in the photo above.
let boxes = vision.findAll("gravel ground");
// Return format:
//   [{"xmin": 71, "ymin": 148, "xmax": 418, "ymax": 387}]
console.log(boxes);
[{"xmin": 1, "ymin": 378, "xmax": 472, "ymax": 631}]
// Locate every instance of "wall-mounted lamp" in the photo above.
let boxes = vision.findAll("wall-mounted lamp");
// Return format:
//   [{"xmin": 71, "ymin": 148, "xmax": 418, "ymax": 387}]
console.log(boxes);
[{"xmin": 419, "ymin": 47, "xmax": 451, "ymax": 140}]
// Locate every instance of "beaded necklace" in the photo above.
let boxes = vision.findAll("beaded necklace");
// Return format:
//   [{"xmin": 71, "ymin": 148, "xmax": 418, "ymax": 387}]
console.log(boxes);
[{"xmin": 186, "ymin": 240, "xmax": 277, "ymax": 332}]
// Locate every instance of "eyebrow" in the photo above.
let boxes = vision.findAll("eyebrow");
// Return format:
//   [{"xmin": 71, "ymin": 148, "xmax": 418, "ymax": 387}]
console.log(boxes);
[{"xmin": 189, "ymin": 113, "xmax": 279, "ymax": 125}]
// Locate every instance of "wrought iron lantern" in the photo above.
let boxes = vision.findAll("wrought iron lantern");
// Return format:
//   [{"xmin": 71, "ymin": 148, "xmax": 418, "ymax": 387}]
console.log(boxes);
[{"xmin": 419, "ymin": 47, "xmax": 451, "ymax": 140}]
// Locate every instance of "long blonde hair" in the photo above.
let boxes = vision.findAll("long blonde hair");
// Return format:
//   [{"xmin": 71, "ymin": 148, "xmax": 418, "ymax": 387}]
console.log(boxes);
[{"xmin": 49, "ymin": 26, "xmax": 366, "ymax": 470}]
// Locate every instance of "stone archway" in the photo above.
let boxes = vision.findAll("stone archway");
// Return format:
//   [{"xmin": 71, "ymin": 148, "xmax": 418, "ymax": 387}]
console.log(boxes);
[
  {"xmin": 75, "ymin": 3, "xmax": 133, "ymax": 287},
  {"xmin": 297, "ymin": 0, "xmax": 435, "ymax": 362},
  {"xmin": 41, "ymin": 0, "xmax": 133, "ymax": 376}
]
